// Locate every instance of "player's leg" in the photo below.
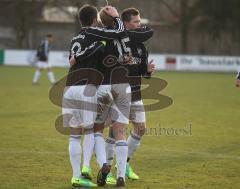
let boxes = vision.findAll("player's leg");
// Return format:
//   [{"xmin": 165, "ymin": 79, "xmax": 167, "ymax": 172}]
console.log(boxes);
[
  {"xmin": 80, "ymin": 84, "xmax": 98, "ymax": 181},
  {"xmin": 32, "ymin": 61, "xmax": 43, "ymax": 84},
  {"xmin": 126, "ymin": 100, "xmax": 146, "ymax": 180},
  {"xmin": 110, "ymin": 83, "xmax": 131, "ymax": 187},
  {"xmin": 95, "ymin": 85, "xmax": 112, "ymax": 168},
  {"xmin": 93, "ymin": 128, "xmax": 106, "ymax": 167},
  {"xmin": 69, "ymin": 133, "xmax": 97, "ymax": 188},
  {"xmin": 126, "ymin": 122, "xmax": 145, "ymax": 180},
  {"xmin": 94, "ymin": 124, "xmax": 112, "ymax": 186},
  {"xmin": 47, "ymin": 66, "xmax": 56, "ymax": 84},
  {"xmin": 82, "ymin": 131, "xmax": 94, "ymax": 180},
  {"xmin": 106, "ymin": 127, "xmax": 115, "ymax": 166},
  {"xmin": 68, "ymin": 123, "xmax": 97, "ymax": 187},
  {"xmin": 105, "ymin": 127, "xmax": 117, "ymax": 185},
  {"xmin": 69, "ymin": 128, "xmax": 82, "ymax": 186},
  {"xmin": 95, "ymin": 85, "xmax": 113, "ymax": 186},
  {"xmin": 111, "ymin": 121, "xmax": 128, "ymax": 187},
  {"xmin": 32, "ymin": 69, "xmax": 42, "ymax": 84},
  {"xmin": 63, "ymin": 86, "xmax": 97, "ymax": 187}
]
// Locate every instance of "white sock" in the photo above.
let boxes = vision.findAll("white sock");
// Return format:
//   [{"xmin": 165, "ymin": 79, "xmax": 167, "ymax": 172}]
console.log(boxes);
[
  {"xmin": 47, "ymin": 71, "xmax": 55, "ymax": 83},
  {"xmin": 105, "ymin": 137, "xmax": 115, "ymax": 166},
  {"xmin": 69, "ymin": 136, "xmax": 81, "ymax": 178},
  {"xmin": 116, "ymin": 140, "xmax": 128, "ymax": 179},
  {"xmin": 83, "ymin": 133, "xmax": 94, "ymax": 168},
  {"xmin": 33, "ymin": 70, "xmax": 41, "ymax": 83},
  {"xmin": 127, "ymin": 131, "xmax": 141, "ymax": 159},
  {"xmin": 94, "ymin": 132, "xmax": 106, "ymax": 167}
]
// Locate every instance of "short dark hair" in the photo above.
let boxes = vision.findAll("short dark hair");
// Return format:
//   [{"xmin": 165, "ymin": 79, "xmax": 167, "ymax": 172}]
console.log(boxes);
[
  {"xmin": 78, "ymin": 4, "xmax": 98, "ymax": 26},
  {"xmin": 121, "ymin": 8, "xmax": 140, "ymax": 22}
]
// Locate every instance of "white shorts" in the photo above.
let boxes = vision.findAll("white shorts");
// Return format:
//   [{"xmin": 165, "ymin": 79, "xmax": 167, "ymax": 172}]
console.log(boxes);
[
  {"xmin": 62, "ymin": 85, "xmax": 97, "ymax": 128},
  {"xmin": 129, "ymin": 100, "xmax": 146, "ymax": 123},
  {"xmin": 37, "ymin": 61, "xmax": 52, "ymax": 69},
  {"xmin": 96, "ymin": 84, "xmax": 131, "ymax": 125}
]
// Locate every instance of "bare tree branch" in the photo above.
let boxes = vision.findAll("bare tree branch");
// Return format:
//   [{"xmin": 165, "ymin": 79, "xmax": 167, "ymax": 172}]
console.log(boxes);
[{"xmin": 159, "ymin": 0, "xmax": 179, "ymax": 18}]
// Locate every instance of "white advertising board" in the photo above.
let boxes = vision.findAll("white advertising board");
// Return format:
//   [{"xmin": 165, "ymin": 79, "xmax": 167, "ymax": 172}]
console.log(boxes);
[
  {"xmin": 3, "ymin": 50, "xmax": 240, "ymax": 72},
  {"xmin": 4, "ymin": 50, "xmax": 69, "ymax": 67}
]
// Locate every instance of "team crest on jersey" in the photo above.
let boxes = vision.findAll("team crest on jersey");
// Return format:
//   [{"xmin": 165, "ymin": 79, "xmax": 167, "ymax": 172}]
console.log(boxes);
[
  {"xmin": 103, "ymin": 55, "xmax": 118, "ymax": 67},
  {"xmin": 137, "ymin": 48, "xmax": 142, "ymax": 56}
]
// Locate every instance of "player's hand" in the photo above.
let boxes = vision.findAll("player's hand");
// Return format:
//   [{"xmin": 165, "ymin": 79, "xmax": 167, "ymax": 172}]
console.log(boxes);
[
  {"xmin": 235, "ymin": 79, "xmax": 240, "ymax": 87},
  {"xmin": 147, "ymin": 59, "xmax": 155, "ymax": 73},
  {"xmin": 104, "ymin": 6, "xmax": 119, "ymax": 17},
  {"xmin": 69, "ymin": 56, "xmax": 76, "ymax": 66},
  {"xmin": 123, "ymin": 55, "xmax": 134, "ymax": 65}
]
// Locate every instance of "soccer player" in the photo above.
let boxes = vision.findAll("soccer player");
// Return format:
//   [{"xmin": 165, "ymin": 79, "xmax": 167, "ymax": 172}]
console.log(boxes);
[
  {"xmin": 64, "ymin": 5, "xmax": 126, "ymax": 188},
  {"xmin": 67, "ymin": 5, "xmax": 153, "ymax": 187},
  {"xmin": 235, "ymin": 69, "xmax": 240, "ymax": 87},
  {"xmin": 105, "ymin": 7, "xmax": 155, "ymax": 184},
  {"xmin": 95, "ymin": 7, "xmax": 154, "ymax": 187},
  {"xmin": 32, "ymin": 34, "xmax": 56, "ymax": 85}
]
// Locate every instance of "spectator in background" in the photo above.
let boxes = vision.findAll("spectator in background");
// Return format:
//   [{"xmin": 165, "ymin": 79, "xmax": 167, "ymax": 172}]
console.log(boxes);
[{"xmin": 32, "ymin": 34, "xmax": 56, "ymax": 85}]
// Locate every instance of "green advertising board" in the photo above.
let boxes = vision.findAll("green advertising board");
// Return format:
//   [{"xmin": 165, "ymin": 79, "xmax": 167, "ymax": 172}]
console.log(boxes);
[{"xmin": 0, "ymin": 49, "xmax": 4, "ymax": 65}]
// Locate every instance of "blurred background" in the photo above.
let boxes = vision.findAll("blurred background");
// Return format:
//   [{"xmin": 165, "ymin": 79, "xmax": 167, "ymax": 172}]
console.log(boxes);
[{"xmin": 1, "ymin": 0, "xmax": 240, "ymax": 55}]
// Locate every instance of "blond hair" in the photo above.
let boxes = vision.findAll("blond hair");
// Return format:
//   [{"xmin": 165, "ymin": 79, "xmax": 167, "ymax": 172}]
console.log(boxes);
[{"xmin": 99, "ymin": 8, "xmax": 115, "ymax": 27}]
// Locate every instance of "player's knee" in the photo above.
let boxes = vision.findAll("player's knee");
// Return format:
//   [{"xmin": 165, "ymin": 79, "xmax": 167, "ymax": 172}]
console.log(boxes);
[
  {"xmin": 94, "ymin": 123, "xmax": 104, "ymax": 133},
  {"xmin": 70, "ymin": 127, "xmax": 83, "ymax": 136},
  {"xmin": 112, "ymin": 122, "xmax": 127, "ymax": 140},
  {"xmin": 133, "ymin": 122, "xmax": 146, "ymax": 137}
]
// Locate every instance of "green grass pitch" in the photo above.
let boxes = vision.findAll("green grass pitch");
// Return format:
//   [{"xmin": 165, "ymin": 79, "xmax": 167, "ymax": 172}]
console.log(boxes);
[{"xmin": 0, "ymin": 66, "xmax": 240, "ymax": 189}]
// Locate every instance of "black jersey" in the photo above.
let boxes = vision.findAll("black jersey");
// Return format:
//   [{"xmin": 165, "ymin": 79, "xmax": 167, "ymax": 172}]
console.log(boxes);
[
  {"xmin": 36, "ymin": 39, "xmax": 50, "ymax": 61},
  {"xmin": 66, "ymin": 16, "xmax": 154, "ymax": 86},
  {"xmin": 128, "ymin": 43, "xmax": 151, "ymax": 102},
  {"xmin": 66, "ymin": 18, "xmax": 124, "ymax": 86},
  {"xmin": 97, "ymin": 26, "xmax": 154, "ymax": 85}
]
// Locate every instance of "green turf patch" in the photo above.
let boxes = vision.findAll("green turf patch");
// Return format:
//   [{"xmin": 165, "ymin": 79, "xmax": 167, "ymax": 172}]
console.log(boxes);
[{"xmin": 0, "ymin": 67, "xmax": 239, "ymax": 189}]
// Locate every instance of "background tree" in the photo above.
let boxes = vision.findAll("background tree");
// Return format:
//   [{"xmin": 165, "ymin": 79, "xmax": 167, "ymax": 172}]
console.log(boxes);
[
  {"xmin": 196, "ymin": 0, "xmax": 240, "ymax": 41},
  {"xmin": 11, "ymin": 0, "xmax": 49, "ymax": 48},
  {"xmin": 159, "ymin": 0, "xmax": 198, "ymax": 53}
]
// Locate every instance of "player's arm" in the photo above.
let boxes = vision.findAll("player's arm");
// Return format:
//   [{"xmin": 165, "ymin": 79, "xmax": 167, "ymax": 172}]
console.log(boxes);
[
  {"xmin": 74, "ymin": 41, "xmax": 105, "ymax": 63},
  {"xmin": 145, "ymin": 59, "xmax": 155, "ymax": 78},
  {"xmin": 69, "ymin": 41, "xmax": 105, "ymax": 66},
  {"xmin": 138, "ymin": 45, "xmax": 155, "ymax": 78},
  {"xmin": 235, "ymin": 71, "xmax": 240, "ymax": 87},
  {"xmin": 85, "ymin": 17, "xmax": 125, "ymax": 40},
  {"xmin": 141, "ymin": 59, "xmax": 155, "ymax": 79},
  {"xmin": 127, "ymin": 26, "xmax": 154, "ymax": 43},
  {"xmin": 85, "ymin": 6, "xmax": 125, "ymax": 40}
]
